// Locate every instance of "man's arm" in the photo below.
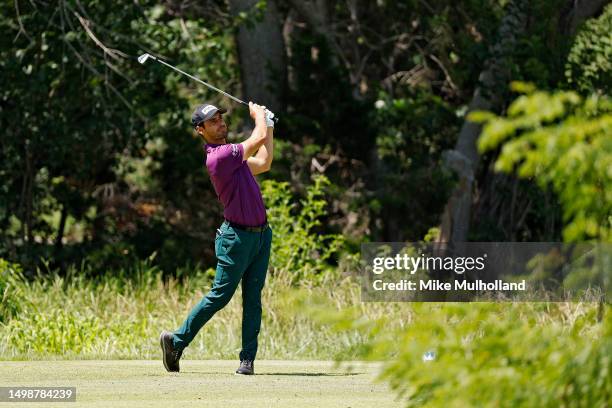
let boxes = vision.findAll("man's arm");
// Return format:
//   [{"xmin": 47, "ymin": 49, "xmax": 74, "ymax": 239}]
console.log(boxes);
[
  {"xmin": 241, "ymin": 102, "xmax": 267, "ymax": 160},
  {"xmin": 247, "ymin": 125, "xmax": 274, "ymax": 175}
]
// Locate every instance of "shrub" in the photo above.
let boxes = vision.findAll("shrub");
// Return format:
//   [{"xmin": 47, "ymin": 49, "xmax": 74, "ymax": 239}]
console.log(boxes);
[
  {"xmin": 0, "ymin": 259, "xmax": 28, "ymax": 324},
  {"xmin": 262, "ymin": 175, "xmax": 344, "ymax": 285},
  {"xmin": 472, "ymin": 84, "xmax": 612, "ymax": 242},
  {"xmin": 314, "ymin": 300, "xmax": 610, "ymax": 407},
  {"xmin": 565, "ymin": 3, "xmax": 612, "ymax": 94}
]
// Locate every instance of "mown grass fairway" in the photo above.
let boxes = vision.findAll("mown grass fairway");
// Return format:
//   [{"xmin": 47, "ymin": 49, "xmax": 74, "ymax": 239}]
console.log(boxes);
[{"xmin": 0, "ymin": 360, "xmax": 400, "ymax": 407}]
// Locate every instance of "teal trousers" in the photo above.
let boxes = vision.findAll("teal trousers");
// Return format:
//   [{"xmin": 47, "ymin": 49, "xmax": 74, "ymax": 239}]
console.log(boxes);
[{"xmin": 172, "ymin": 221, "xmax": 272, "ymax": 361}]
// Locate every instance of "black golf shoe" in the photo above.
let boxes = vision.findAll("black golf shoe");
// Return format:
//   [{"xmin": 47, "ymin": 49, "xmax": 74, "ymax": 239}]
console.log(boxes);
[
  {"xmin": 235, "ymin": 359, "xmax": 254, "ymax": 375},
  {"xmin": 160, "ymin": 330, "xmax": 182, "ymax": 372}
]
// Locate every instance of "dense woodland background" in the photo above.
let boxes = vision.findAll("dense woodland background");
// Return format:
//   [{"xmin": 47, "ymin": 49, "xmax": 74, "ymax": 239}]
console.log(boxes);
[{"xmin": 1, "ymin": 0, "xmax": 610, "ymax": 274}]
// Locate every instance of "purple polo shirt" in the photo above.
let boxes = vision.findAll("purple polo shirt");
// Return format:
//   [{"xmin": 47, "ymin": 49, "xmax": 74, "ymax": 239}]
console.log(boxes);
[{"xmin": 204, "ymin": 143, "xmax": 267, "ymax": 227}]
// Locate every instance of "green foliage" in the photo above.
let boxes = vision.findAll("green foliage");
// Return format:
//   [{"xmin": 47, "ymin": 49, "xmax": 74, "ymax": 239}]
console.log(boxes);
[
  {"xmin": 6, "ymin": 309, "xmax": 139, "ymax": 355},
  {"xmin": 565, "ymin": 3, "xmax": 612, "ymax": 93},
  {"xmin": 369, "ymin": 90, "xmax": 458, "ymax": 239},
  {"xmin": 472, "ymin": 84, "xmax": 612, "ymax": 241},
  {"xmin": 0, "ymin": 259, "xmax": 28, "ymax": 324},
  {"xmin": 313, "ymin": 300, "xmax": 609, "ymax": 407},
  {"xmin": 508, "ymin": 0, "xmax": 570, "ymax": 88},
  {"xmin": 0, "ymin": 0, "xmax": 236, "ymax": 270},
  {"xmin": 282, "ymin": 28, "xmax": 374, "ymax": 162},
  {"xmin": 262, "ymin": 175, "xmax": 344, "ymax": 285},
  {"xmin": 1, "ymin": 0, "xmax": 609, "ymax": 270}
]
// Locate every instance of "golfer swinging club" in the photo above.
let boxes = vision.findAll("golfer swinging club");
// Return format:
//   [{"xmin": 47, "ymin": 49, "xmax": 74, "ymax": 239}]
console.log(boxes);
[{"xmin": 160, "ymin": 101, "xmax": 275, "ymax": 375}]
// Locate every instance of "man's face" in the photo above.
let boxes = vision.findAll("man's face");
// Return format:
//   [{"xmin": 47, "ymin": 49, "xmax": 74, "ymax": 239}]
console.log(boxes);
[{"xmin": 198, "ymin": 112, "xmax": 227, "ymax": 143}]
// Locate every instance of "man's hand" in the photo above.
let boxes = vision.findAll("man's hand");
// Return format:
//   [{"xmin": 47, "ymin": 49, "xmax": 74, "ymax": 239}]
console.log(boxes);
[
  {"xmin": 264, "ymin": 109, "xmax": 275, "ymax": 128},
  {"xmin": 249, "ymin": 102, "xmax": 266, "ymax": 124},
  {"xmin": 247, "ymin": 122, "xmax": 274, "ymax": 175},
  {"xmin": 242, "ymin": 102, "xmax": 269, "ymax": 160}
]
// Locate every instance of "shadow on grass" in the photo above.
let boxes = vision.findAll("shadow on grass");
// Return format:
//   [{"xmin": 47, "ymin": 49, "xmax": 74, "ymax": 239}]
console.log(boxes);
[
  {"xmin": 178, "ymin": 371, "xmax": 365, "ymax": 377},
  {"xmin": 258, "ymin": 372, "xmax": 364, "ymax": 377}
]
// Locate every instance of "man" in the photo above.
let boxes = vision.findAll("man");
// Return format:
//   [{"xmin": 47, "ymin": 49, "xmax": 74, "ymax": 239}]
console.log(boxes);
[{"xmin": 160, "ymin": 101, "xmax": 275, "ymax": 375}]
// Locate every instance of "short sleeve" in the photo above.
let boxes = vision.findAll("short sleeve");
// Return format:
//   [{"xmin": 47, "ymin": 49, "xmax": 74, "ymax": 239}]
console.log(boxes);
[{"xmin": 207, "ymin": 143, "xmax": 244, "ymax": 176}]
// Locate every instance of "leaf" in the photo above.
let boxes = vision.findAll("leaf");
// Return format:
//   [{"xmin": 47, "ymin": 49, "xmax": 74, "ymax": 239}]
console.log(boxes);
[
  {"xmin": 467, "ymin": 110, "xmax": 497, "ymax": 123},
  {"xmin": 478, "ymin": 119, "xmax": 516, "ymax": 152},
  {"xmin": 510, "ymin": 81, "xmax": 536, "ymax": 94}
]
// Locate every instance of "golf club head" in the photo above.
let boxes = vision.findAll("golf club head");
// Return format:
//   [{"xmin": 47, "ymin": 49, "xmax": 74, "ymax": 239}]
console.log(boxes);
[{"xmin": 137, "ymin": 53, "xmax": 152, "ymax": 64}]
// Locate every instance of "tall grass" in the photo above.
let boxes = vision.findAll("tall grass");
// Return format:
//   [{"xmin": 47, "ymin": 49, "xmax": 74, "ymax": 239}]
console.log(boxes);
[
  {"xmin": 0, "ymin": 257, "xmax": 410, "ymax": 360},
  {"xmin": 2, "ymin": 258, "xmax": 604, "ymax": 363}
]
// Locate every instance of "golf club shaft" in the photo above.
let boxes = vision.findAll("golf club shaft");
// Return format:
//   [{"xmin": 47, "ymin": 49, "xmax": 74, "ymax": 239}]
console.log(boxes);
[{"xmin": 153, "ymin": 56, "xmax": 247, "ymax": 106}]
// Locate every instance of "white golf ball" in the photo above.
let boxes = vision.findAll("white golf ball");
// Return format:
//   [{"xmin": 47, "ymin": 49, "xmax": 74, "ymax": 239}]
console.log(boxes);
[{"xmin": 422, "ymin": 351, "xmax": 436, "ymax": 361}]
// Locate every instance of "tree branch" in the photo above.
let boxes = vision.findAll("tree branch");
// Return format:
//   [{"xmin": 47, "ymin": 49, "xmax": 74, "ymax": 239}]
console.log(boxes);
[
  {"xmin": 13, "ymin": 0, "xmax": 33, "ymax": 43},
  {"xmin": 561, "ymin": 0, "xmax": 609, "ymax": 35},
  {"xmin": 73, "ymin": 11, "xmax": 129, "ymax": 61}
]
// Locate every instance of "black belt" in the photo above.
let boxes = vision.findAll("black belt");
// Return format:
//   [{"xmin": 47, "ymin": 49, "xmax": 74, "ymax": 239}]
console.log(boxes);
[{"xmin": 224, "ymin": 219, "xmax": 268, "ymax": 233}]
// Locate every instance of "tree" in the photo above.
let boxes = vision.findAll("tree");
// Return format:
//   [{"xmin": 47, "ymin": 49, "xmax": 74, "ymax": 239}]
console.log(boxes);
[
  {"xmin": 0, "ymin": 1, "xmax": 238, "ymax": 271},
  {"xmin": 473, "ymin": 84, "xmax": 612, "ymax": 242},
  {"xmin": 437, "ymin": 0, "xmax": 530, "ymax": 244},
  {"xmin": 437, "ymin": 0, "xmax": 610, "ymax": 244},
  {"xmin": 228, "ymin": 0, "xmax": 286, "ymax": 114}
]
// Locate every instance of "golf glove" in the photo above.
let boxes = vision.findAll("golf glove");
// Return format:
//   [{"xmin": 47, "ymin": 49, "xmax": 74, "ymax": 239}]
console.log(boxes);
[{"xmin": 265, "ymin": 109, "xmax": 275, "ymax": 128}]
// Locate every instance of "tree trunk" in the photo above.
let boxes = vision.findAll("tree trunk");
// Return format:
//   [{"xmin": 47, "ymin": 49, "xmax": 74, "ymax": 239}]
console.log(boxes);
[
  {"xmin": 286, "ymin": 0, "xmax": 337, "ymax": 65},
  {"xmin": 24, "ymin": 143, "xmax": 34, "ymax": 246},
  {"xmin": 54, "ymin": 205, "xmax": 68, "ymax": 254},
  {"xmin": 286, "ymin": 0, "xmax": 363, "ymax": 98},
  {"xmin": 228, "ymin": 0, "xmax": 286, "ymax": 114},
  {"xmin": 437, "ymin": 0, "xmax": 530, "ymax": 245},
  {"xmin": 437, "ymin": 0, "xmax": 610, "ymax": 246},
  {"xmin": 560, "ymin": 0, "xmax": 610, "ymax": 35}
]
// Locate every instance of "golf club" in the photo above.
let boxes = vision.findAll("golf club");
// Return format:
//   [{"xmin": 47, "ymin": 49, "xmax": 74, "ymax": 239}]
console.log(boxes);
[{"xmin": 138, "ymin": 53, "xmax": 278, "ymax": 123}]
